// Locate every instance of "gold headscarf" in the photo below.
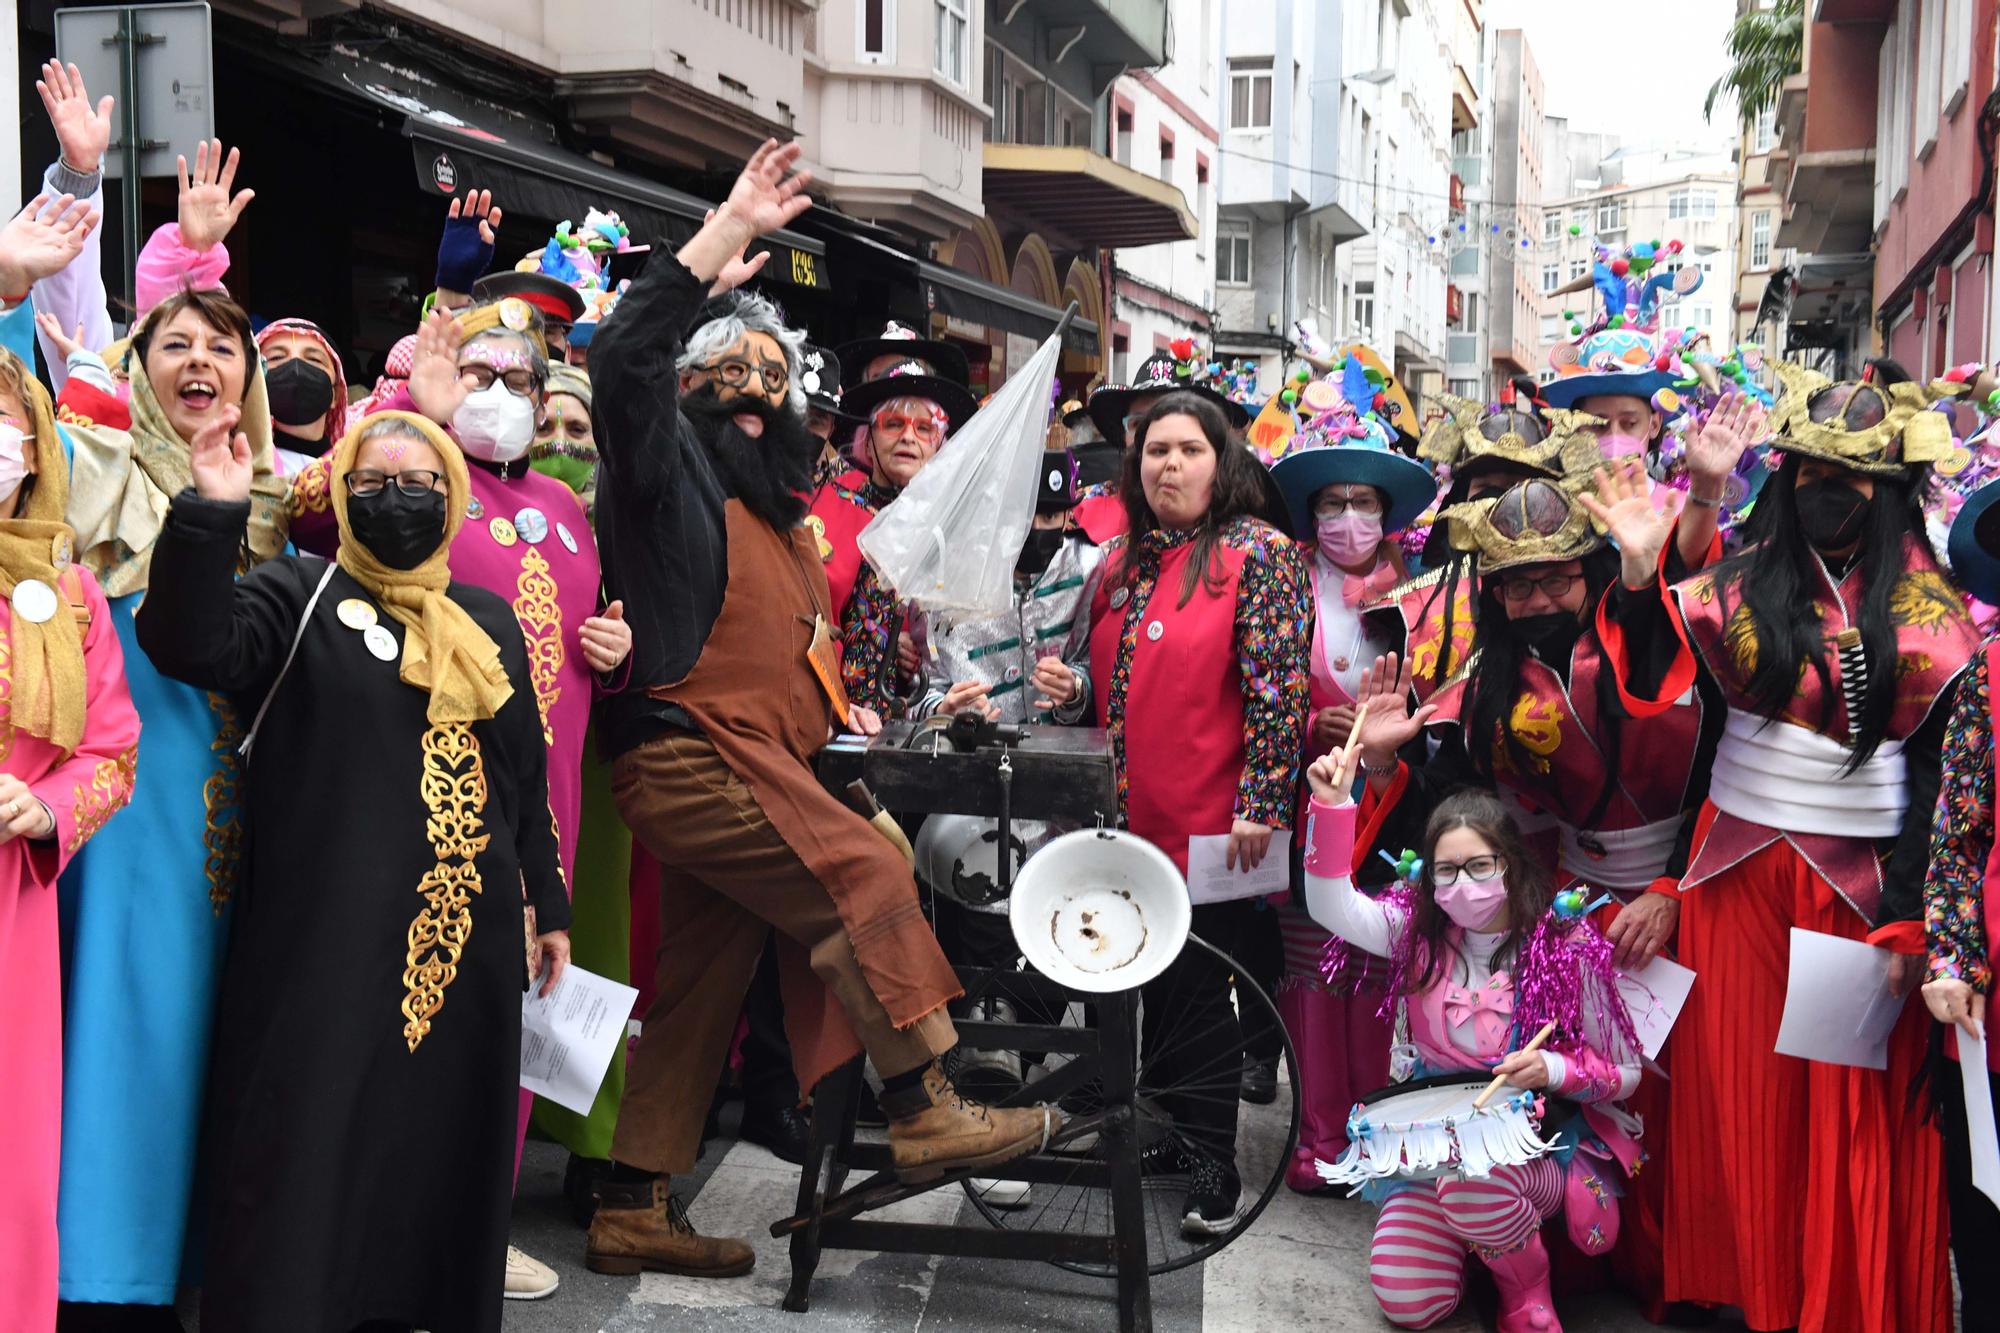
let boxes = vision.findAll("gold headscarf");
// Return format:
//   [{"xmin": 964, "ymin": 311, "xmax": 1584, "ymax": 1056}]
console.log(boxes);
[
  {"xmin": 454, "ymin": 297, "xmax": 549, "ymax": 358},
  {"xmin": 0, "ymin": 360, "xmax": 87, "ymax": 754},
  {"xmin": 329, "ymin": 411, "xmax": 513, "ymax": 723},
  {"xmin": 66, "ymin": 310, "xmax": 289, "ymax": 597}
]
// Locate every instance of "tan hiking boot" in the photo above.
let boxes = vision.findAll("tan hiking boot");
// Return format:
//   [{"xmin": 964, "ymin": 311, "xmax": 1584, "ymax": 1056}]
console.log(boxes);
[
  {"xmin": 584, "ymin": 1176, "xmax": 755, "ymax": 1278},
  {"xmin": 882, "ymin": 1061, "xmax": 1059, "ymax": 1184}
]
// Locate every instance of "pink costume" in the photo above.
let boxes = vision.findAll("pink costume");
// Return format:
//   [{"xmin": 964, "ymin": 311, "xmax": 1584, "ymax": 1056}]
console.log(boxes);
[
  {"xmin": 1303, "ymin": 798, "xmax": 1642, "ymax": 1332},
  {"xmin": 1280, "ymin": 551, "xmax": 1398, "ymax": 1192},
  {"xmin": 1, "ymin": 566, "xmax": 142, "ymax": 1333},
  {"xmin": 289, "ymin": 401, "xmax": 615, "ymax": 1170}
]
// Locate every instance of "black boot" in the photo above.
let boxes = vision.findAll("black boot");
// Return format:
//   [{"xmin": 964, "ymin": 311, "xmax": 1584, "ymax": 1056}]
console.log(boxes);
[
  {"xmin": 564, "ymin": 1152, "xmax": 611, "ymax": 1228},
  {"xmin": 739, "ymin": 1102, "xmax": 814, "ymax": 1166}
]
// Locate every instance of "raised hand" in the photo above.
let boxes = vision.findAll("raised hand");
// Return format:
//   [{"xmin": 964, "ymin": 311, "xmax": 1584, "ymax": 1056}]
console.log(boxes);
[
  {"xmin": 1350, "ymin": 652, "xmax": 1438, "ymax": 772},
  {"xmin": 436, "ymin": 189, "xmax": 502, "ymax": 298},
  {"xmin": 176, "ymin": 140, "xmax": 255, "ymax": 252},
  {"xmin": 36, "ymin": 61, "xmax": 114, "ymax": 176},
  {"xmin": 189, "ymin": 404, "xmax": 253, "ymax": 502},
  {"xmin": 1578, "ymin": 458, "xmax": 1683, "ymax": 590},
  {"xmin": 719, "ymin": 140, "xmax": 813, "ymax": 242},
  {"xmin": 0, "ymin": 192, "xmax": 98, "ymax": 296},
  {"xmin": 407, "ymin": 307, "xmax": 469, "ymax": 424},
  {"xmin": 1684, "ymin": 389, "xmax": 1767, "ymax": 498},
  {"xmin": 700, "ymin": 207, "xmax": 769, "ymax": 297},
  {"xmin": 35, "ymin": 311, "xmax": 93, "ymax": 361}
]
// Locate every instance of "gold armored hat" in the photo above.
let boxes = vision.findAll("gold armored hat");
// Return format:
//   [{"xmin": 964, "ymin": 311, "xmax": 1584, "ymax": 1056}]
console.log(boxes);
[
  {"xmin": 1420, "ymin": 392, "xmax": 1606, "ymax": 483},
  {"xmin": 1768, "ymin": 360, "xmax": 1961, "ymax": 476},
  {"xmin": 1445, "ymin": 476, "xmax": 1606, "ymax": 576}
]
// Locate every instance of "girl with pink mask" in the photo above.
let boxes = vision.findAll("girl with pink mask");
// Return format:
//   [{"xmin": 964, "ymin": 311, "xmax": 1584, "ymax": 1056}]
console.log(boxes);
[{"xmin": 1301, "ymin": 772, "xmax": 1643, "ymax": 1333}]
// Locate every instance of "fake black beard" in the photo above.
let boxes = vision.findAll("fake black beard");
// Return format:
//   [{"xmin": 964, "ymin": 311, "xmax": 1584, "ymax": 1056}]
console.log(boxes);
[{"xmin": 684, "ymin": 389, "xmax": 816, "ymax": 530}]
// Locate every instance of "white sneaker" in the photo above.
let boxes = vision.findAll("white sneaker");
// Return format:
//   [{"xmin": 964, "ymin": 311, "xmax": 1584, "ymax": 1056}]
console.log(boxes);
[
  {"xmin": 504, "ymin": 1244, "xmax": 560, "ymax": 1300},
  {"xmin": 968, "ymin": 1176, "xmax": 1033, "ymax": 1209}
]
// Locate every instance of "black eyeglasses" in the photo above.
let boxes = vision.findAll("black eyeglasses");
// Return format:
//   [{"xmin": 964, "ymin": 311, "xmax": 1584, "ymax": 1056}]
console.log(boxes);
[
  {"xmin": 458, "ymin": 363, "xmax": 540, "ymax": 396},
  {"xmin": 1432, "ymin": 855, "xmax": 1504, "ymax": 886},
  {"xmin": 702, "ymin": 356, "xmax": 789, "ymax": 393},
  {"xmin": 1496, "ymin": 573, "xmax": 1578, "ymax": 602},
  {"xmin": 347, "ymin": 468, "xmax": 445, "ymax": 498}
]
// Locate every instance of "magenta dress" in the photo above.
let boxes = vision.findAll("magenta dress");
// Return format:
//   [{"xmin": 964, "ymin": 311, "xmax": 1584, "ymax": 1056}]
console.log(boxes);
[
  {"xmin": 289, "ymin": 440, "xmax": 608, "ymax": 1171},
  {"xmin": 3, "ymin": 567, "xmax": 142, "ymax": 1332}
]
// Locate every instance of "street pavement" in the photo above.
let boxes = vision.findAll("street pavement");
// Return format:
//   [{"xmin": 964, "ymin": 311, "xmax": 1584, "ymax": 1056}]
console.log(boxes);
[{"xmin": 500, "ymin": 1099, "xmax": 1672, "ymax": 1333}]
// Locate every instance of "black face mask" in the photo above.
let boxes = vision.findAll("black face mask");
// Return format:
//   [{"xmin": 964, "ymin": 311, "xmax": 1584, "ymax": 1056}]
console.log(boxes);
[
  {"xmin": 1511, "ymin": 610, "xmax": 1582, "ymax": 660},
  {"xmin": 266, "ymin": 359, "xmax": 336, "ymax": 429},
  {"xmin": 1795, "ymin": 478, "xmax": 1870, "ymax": 552},
  {"xmin": 347, "ymin": 487, "xmax": 447, "ymax": 570},
  {"xmin": 1016, "ymin": 527, "xmax": 1065, "ymax": 578}
]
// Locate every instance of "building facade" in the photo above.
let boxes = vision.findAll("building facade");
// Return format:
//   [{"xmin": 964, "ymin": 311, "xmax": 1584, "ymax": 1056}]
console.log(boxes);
[
  {"xmin": 1487, "ymin": 28, "xmax": 1547, "ymax": 382},
  {"xmin": 1444, "ymin": 0, "xmax": 1491, "ymax": 402}
]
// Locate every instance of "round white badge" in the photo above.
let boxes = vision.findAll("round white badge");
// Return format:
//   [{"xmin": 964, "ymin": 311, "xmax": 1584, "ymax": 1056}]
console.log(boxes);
[
  {"xmin": 557, "ymin": 522, "xmax": 578, "ymax": 555},
  {"xmin": 1109, "ymin": 587, "xmax": 1129, "ymax": 610},
  {"xmin": 11, "ymin": 579, "xmax": 57, "ymax": 625},
  {"xmin": 514, "ymin": 507, "xmax": 549, "ymax": 546},
  {"xmin": 336, "ymin": 598, "xmax": 378, "ymax": 630},
  {"xmin": 363, "ymin": 623, "xmax": 398, "ymax": 661},
  {"xmin": 1145, "ymin": 620, "xmax": 1164, "ymax": 642},
  {"xmin": 467, "ymin": 497, "xmax": 485, "ymax": 521}
]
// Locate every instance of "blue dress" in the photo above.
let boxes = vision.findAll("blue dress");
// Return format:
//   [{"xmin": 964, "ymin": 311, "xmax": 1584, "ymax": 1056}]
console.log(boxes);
[{"xmin": 56, "ymin": 588, "xmax": 243, "ymax": 1301}]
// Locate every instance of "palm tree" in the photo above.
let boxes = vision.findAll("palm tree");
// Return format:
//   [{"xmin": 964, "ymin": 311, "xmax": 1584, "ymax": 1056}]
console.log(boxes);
[{"xmin": 1704, "ymin": 0, "xmax": 1805, "ymax": 127}]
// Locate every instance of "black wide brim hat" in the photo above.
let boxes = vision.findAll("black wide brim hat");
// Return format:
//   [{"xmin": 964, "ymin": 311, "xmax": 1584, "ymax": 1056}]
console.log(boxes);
[
  {"xmin": 1087, "ymin": 359, "xmax": 1251, "ymax": 442},
  {"xmin": 839, "ymin": 367, "xmax": 982, "ymax": 436},
  {"xmin": 800, "ymin": 343, "xmax": 848, "ymax": 415},
  {"xmin": 834, "ymin": 334, "xmax": 972, "ymax": 391}
]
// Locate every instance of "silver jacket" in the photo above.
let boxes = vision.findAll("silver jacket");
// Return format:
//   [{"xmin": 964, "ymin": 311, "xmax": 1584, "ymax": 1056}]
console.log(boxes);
[{"xmin": 912, "ymin": 537, "xmax": 1104, "ymax": 724}]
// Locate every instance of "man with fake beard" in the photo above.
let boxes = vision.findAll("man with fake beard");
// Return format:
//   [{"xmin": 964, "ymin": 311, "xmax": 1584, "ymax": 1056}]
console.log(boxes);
[{"xmin": 585, "ymin": 140, "xmax": 1054, "ymax": 1279}]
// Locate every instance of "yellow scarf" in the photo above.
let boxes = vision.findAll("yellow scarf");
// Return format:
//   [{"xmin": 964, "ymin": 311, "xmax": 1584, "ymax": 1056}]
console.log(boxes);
[
  {"xmin": 329, "ymin": 411, "xmax": 513, "ymax": 723},
  {"xmin": 0, "ymin": 372, "xmax": 86, "ymax": 754}
]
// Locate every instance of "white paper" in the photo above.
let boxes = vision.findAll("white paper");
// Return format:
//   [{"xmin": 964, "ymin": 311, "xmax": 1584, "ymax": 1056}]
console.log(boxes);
[
  {"xmin": 1615, "ymin": 956, "xmax": 1696, "ymax": 1061},
  {"xmin": 1773, "ymin": 928, "xmax": 1905, "ymax": 1070},
  {"xmin": 1961, "ymin": 1025, "xmax": 2000, "ymax": 1211},
  {"xmin": 521, "ymin": 964, "xmax": 640, "ymax": 1115},
  {"xmin": 1186, "ymin": 831, "xmax": 1293, "ymax": 904}
]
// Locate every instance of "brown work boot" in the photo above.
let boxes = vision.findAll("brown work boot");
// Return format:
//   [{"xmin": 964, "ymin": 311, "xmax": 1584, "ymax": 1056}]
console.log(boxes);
[
  {"xmin": 584, "ymin": 1176, "xmax": 755, "ymax": 1278},
  {"xmin": 882, "ymin": 1061, "xmax": 1059, "ymax": 1184}
]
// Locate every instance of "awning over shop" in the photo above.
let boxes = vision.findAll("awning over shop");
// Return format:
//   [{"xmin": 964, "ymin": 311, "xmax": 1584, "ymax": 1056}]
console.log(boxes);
[
  {"xmin": 403, "ymin": 122, "xmax": 827, "ymax": 290},
  {"xmin": 981, "ymin": 144, "xmax": 1196, "ymax": 250},
  {"xmin": 917, "ymin": 261, "xmax": 1100, "ymax": 356}
]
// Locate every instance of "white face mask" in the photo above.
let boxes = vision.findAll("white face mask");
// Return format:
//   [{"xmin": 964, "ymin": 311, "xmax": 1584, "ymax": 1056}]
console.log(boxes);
[
  {"xmin": 0, "ymin": 421, "xmax": 28, "ymax": 506},
  {"xmin": 453, "ymin": 383, "xmax": 537, "ymax": 463}
]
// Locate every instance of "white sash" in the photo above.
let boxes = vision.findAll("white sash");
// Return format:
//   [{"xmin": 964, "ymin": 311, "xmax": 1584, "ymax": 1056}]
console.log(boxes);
[
  {"xmin": 1557, "ymin": 813, "xmax": 1684, "ymax": 892},
  {"xmin": 1708, "ymin": 709, "xmax": 1906, "ymax": 839}
]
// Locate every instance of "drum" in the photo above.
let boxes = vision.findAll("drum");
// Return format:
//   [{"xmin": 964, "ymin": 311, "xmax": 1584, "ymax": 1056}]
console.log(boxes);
[{"xmin": 1317, "ymin": 1072, "xmax": 1555, "ymax": 1187}]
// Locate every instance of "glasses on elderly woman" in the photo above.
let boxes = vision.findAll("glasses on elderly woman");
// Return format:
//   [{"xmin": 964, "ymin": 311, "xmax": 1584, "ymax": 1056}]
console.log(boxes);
[
  {"xmin": 702, "ymin": 356, "xmax": 789, "ymax": 393},
  {"xmin": 346, "ymin": 468, "xmax": 446, "ymax": 498},
  {"xmin": 876, "ymin": 413, "xmax": 943, "ymax": 443},
  {"xmin": 458, "ymin": 363, "xmax": 539, "ymax": 397}
]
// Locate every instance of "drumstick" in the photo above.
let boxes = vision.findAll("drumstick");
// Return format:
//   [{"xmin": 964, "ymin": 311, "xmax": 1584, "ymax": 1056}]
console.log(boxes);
[
  {"xmin": 1334, "ymin": 701, "xmax": 1372, "ymax": 790},
  {"xmin": 1471, "ymin": 1020, "xmax": 1558, "ymax": 1110}
]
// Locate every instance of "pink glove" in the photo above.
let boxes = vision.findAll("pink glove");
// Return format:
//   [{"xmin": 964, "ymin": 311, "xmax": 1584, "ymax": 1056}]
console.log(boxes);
[
  {"xmin": 1542, "ymin": 1044, "xmax": 1627, "ymax": 1104},
  {"xmin": 1304, "ymin": 796, "xmax": 1356, "ymax": 879},
  {"xmin": 134, "ymin": 223, "xmax": 231, "ymax": 319}
]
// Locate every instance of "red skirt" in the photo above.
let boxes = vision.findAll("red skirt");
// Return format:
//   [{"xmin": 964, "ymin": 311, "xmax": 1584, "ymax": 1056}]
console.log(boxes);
[{"xmin": 1662, "ymin": 830, "xmax": 1949, "ymax": 1333}]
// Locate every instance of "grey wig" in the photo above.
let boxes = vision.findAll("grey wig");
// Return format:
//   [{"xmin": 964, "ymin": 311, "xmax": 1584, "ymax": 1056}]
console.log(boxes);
[{"xmin": 676, "ymin": 292, "xmax": 808, "ymax": 415}]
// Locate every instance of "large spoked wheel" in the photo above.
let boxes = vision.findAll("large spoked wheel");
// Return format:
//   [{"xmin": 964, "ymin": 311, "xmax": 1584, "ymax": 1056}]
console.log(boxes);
[{"xmin": 959, "ymin": 934, "xmax": 1299, "ymax": 1275}]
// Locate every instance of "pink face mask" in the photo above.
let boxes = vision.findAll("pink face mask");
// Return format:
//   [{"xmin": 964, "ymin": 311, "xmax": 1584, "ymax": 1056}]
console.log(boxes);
[
  {"xmin": 1434, "ymin": 871, "xmax": 1509, "ymax": 931},
  {"xmin": 1316, "ymin": 510, "xmax": 1383, "ymax": 566},
  {"xmin": 1598, "ymin": 432, "xmax": 1648, "ymax": 461}
]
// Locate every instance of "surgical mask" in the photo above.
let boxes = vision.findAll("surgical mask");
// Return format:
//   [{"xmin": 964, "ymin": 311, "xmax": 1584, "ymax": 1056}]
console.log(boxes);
[
  {"xmin": 346, "ymin": 486, "xmax": 447, "ymax": 570},
  {"xmin": 1435, "ymin": 869, "xmax": 1509, "ymax": 931},
  {"xmin": 0, "ymin": 420, "xmax": 28, "ymax": 506},
  {"xmin": 1016, "ymin": 527, "xmax": 1065, "ymax": 578},
  {"xmin": 1316, "ymin": 510, "xmax": 1383, "ymax": 566},
  {"xmin": 1597, "ymin": 432, "xmax": 1648, "ymax": 462},
  {"xmin": 1795, "ymin": 478, "xmax": 1869, "ymax": 551},
  {"xmin": 265, "ymin": 359, "xmax": 335, "ymax": 428},
  {"xmin": 453, "ymin": 383, "xmax": 537, "ymax": 463}
]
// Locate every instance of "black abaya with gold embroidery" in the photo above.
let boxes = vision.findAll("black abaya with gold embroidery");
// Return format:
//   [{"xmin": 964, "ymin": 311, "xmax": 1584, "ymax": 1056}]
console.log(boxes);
[{"xmin": 136, "ymin": 492, "xmax": 568, "ymax": 1333}]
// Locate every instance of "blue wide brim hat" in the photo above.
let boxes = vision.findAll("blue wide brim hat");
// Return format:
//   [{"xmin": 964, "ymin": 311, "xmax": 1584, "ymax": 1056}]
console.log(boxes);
[
  {"xmin": 1949, "ymin": 476, "xmax": 2000, "ymax": 605},
  {"xmin": 1539, "ymin": 368, "xmax": 1677, "ymax": 412},
  {"xmin": 1271, "ymin": 445, "xmax": 1436, "ymax": 541}
]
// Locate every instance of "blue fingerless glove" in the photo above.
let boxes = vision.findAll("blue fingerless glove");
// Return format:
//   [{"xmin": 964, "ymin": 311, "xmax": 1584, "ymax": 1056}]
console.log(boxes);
[{"xmin": 435, "ymin": 212, "xmax": 494, "ymax": 293}]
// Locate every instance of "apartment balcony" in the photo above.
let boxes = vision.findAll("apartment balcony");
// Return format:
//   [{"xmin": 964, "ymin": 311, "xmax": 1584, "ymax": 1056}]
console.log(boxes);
[
  {"xmin": 1773, "ymin": 18, "xmax": 1883, "ymax": 254},
  {"xmin": 1000, "ymin": 0, "xmax": 1169, "ymax": 76},
  {"xmin": 807, "ymin": 67, "xmax": 987, "ymax": 242},
  {"xmin": 982, "ymin": 143, "xmax": 1194, "ymax": 250},
  {"xmin": 1452, "ymin": 66, "xmax": 1479, "ymax": 132}
]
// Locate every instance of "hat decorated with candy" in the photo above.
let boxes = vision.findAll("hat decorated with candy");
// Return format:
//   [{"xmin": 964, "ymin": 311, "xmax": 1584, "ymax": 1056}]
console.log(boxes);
[
  {"xmin": 1767, "ymin": 360, "xmax": 1962, "ymax": 476},
  {"xmin": 1542, "ymin": 238, "xmax": 1704, "ymax": 412},
  {"xmin": 1267, "ymin": 355, "xmax": 1437, "ymax": 540},
  {"xmin": 1086, "ymin": 339, "xmax": 1251, "ymax": 441}
]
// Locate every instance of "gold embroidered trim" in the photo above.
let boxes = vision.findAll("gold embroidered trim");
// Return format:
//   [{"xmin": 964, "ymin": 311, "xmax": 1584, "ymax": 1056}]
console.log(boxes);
[
  {"xmin": 202, "ymin": 692, "xmax": 245, "ymax": 915},
  {"xmin": 68, "ymin": 743, "xmax": 137, "ymax": 854},
  {"xmin": 402, "ymin": 722, "xmax": 491, "ymax": 1051},
  {"xmin": 514, "ymin": 546, "xmax": 563, "ymax": 746},
  {"xmin": 288, "ymin": 460, "xmax": 332, "ymax": 517}
]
